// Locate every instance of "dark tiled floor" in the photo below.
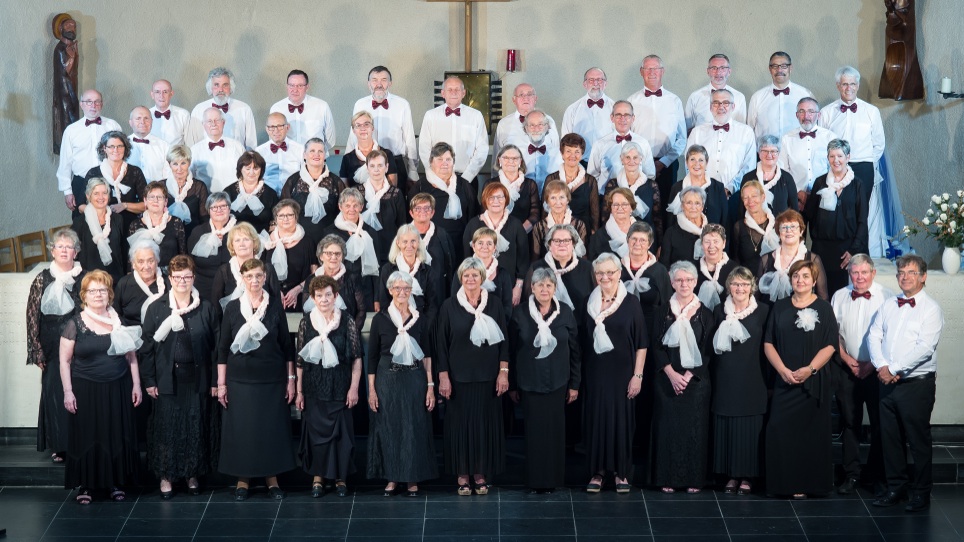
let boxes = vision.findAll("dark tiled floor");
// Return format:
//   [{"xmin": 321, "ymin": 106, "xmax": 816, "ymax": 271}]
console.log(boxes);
[{"xmin": 1, "ymin": 484, "xmax": 963, "ymax": 541}]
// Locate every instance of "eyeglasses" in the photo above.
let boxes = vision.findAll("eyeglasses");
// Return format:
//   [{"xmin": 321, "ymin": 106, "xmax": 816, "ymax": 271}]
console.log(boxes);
[
  {"xmin": 411, "ymin": 206, "xmax": 433, "ymax": 214},
  {"xmin": 897, "ymin": 270, "xmax": 921, "ymax": 278},
  {"xmin": 730, "ymin": 282, "xmax": 752, "ymax": 289},
  {"xmin": 779, "ymin": 224, "xmax": 800, "ymax": 232},
  {"xmin": 500, "ymin": 155, "xmax": 522, "ymax": 162},
  {"xmin": 145, "ymin": 195, "xmax": 166, "ymax": 201},
  {"xmin": 321, "ymin": 250, "xmax": 343, "ymax": 258},
  {"xmin": 611, "ymin": 203, "xmax": 632, "ymax": 209},
  {"xmin": 584, "ymin": 77, "xmax": 607, "ymax": 84},
  {"xmin": 276, "ymin": 213, "xmax": 296, "ymax": 219},
  {"xmin": 105, "ymin": 144, "xmax": 125, "ymax": 151},
  {"xmin": 594, "ymin": 270, "xmax": 620, "ymax": 278},
  {"xmin": 242, "ymin": 274, "xmax": 266, "ymax": 282},
  {"xmin": 353, "ymin": 122, "xmax": 373, "ymax": 129},
  {"xmin": 612, "ymin": 113, "xmax": 634, "ymax": 119},
  {"xmin": 170, "ymin": 274, "xmax": 195, "ymax": 283},
  {"xmin": 265, "ymin": 124, "xmax": 287, "ymax": 131},
  {"xmin": 769, "ymin": 63, "xmax": 791, "ymax": 70},
  {"xmin": 628, "ymin": 237, "xmax": 650, "ymax": 245},
  {"xmin": 673, "ymin": 277, "xmax": 697, "ymax": 284},
  {"xmin": 286, "ymin": 83, "xmax": 308, "ymax": 89},
  {"xmin": 711, "ymin": 101, "xmax": 733, "ymax": 107},
  {"xmin": 487, "ymin": 195, "xmax": 506, "ymax": 201},
  {"xmin": 86, "ymin": 288, "xmax": 109, "ymax": 295},
  {"xmin": 549, "ymin": 238, "xmax": 573, "ymax": 245},
  {"xmin": 760, "ymin": 149, "xmax": 779, "ymax": 156},
  {"xmin": 707, "ymin": 66, "xmax": 730, "ymax": 72},
  {"xmin": 515, "ymin": 92, "xmax": 536, "ymax": 98},
  {"xmin": 81, "ymin": 100, "xmax": 103, "ymax": 106},
  {"xmin": 391, "ymin": 286, "xmax": 413, "ymax": 292},
  {"xmin": 53, "ymin": 244, "xmax": 76, "ymax": 251},
  {"xmin": 209, "ymin": 204, "xmax": 229, "ymax": 212}
]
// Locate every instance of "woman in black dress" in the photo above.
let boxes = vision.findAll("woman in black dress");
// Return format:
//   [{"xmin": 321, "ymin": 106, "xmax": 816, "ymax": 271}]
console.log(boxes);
[
  {"xmin": 217, "ymin": 259, "xmax": 297, "ymax": 501},
  {"xmin": 437, "ymin": 257, "xmax": 510, "ymax": 496},
  {"xmin": 367, "ymin": 271, "xmax": 438, "ymax": 497},
  {"xmin": 803, "ymin": 139, "xmax": 868, "ymax": 294},
  {"xmin": 165, "ymin": 144, "xmax": 210, "ymax": 239},
  {"xmin": 113, "ymin": 240, "xmax": 166, "ymax": 326},
  {"xmin": 340, "ymin": 111, "xmax": 398, "ymax": 186},
  {"xmin": 659, "ymin": 186, "xmax": 709, "ymax": 268},
  {"xmin": 376, "ymin": 225, "xmax": 440, "ymax": 327},
  {"xmin": 543, "ymin": 133, "xmax": 600, "ymax": 233},
  {"xmin": 485, "ymin": 144, "xmax": 541, "ymax": 232},
  {"xmin": 456, "ymin": 228, "xmax": 514, "ymax": 317},
  {"xmin": 531, "ymin": 180, "xmax": 588, "ymax": 260},
  {"xmin": 187, "ymin": 192, "xmax": 236, "ymax": 305},
  {"xmin": 665, "ymin": 145, "xmax": 727, "ymax": 228},
  {"xmin": 79, "ymin": 131, "xmax": 147, "ymax": 234},
  {"xmin": 139, "ymin": 255, "xmax": 219, "ymax": 498},
  {"xmin": 764, "ymin": 259, "xmax": 837, "ymax": 498},
  {"xmin": 736, "ymin": 135, "xmax": 797, "ymax": 217},
  {"xmin": 583, "ymin": 253, "xmax": 647, "ymax": 494},
  {"xmin": 211, "ymin": 222, "xmax": 282, "ymax": 310},
  {"xmin": 26, "ymin": 228, "xmax": 86, "ymax": 464},
  {"xmin": 588, "ymin": 188, "xmax": 638, "ymax": 261},
  {"xmin": 604, "ymin": 141, "xmax": 663, "ymax": 243},
  {"xmin": 260, "ymin": 199, "xmax": 315, "ymax": 311},
  {"xmin": 225, "ymin": 151, "xmax": 279, "ymax": 235},
  {"xmin": 695, "ymin": 224, "xmax": 738, "ymax": 312},
  {"xmin": 509, "ymin": 267, "xmax": 580, "ymax": 493},
  {"xmin": 408, "ymin": 192, "xmax": 458, "ymax": 298},
  {"xmin": 463, "ymin": 182, "xmax": 529, "ymax": 306},
  {"xmin": 60, "ymin": 270, "xmax": 143, "ymax": 504},
  {"xmin": 408, "ymin": 142, "xmax": 478, "ymax": 262},
  {"xmin": 73, "ymin": 178, "xmax": 125, "ymax": 282},
  {"xmin": 729, "ymin": 180, "xmax": 778, "ymax": 276},
  {"xmin": 711, "ymin": 267, "xmax": 769, "ymax": 496},
  {"xmin": 281, "ymin": 137, "xmax": 346, "ymax": 246},
  {"xmin": 302, "ymin": 235, "xmax": 366, "ymax": 333},
  {"xmin": 758, "ymin": 209, "xmax": 829, "ymax": 302},
  {"xmin": 652, "ymin": 261, "xmax": 716, "ymax": 493},
  {"xmin": 357, "ymin": 149, "xmax": 406, "ymax": 267},
  {"xmin": 128, "ymin": 181, "xmax": 187, "ymax": 268},
  {"xmin": 526, "ymin": 224, "xmax": 594, "ymax": 324},
  {"xmin": 296, "ymin": 275, "xmax": 363, "ymax": 498}
]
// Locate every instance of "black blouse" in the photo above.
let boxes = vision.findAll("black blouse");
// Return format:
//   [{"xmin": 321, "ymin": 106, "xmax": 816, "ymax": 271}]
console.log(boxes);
[
  {"xmin": 530, "ymin": 216, "xmax": 588, "ymax": 260},
  {"xmin": 658, "ymin": 224, "xmax": 701, "ymax": 268},
  {"xmin": 603, "ymin": 177, "xmax": 664, "ymax": 248},
  {"xmin": 25, "ymin": 268, "xmax": 86, "ymax": 366},
  {"xmin": 217, "ymin": 295, "xmax": 295, "ymax": 384},
  {"xmin": 377, "ymin": 261, "xmax": 440, "ymax": 329},
  {"xmin": 803, "ymin": 174, "xmax": 868, "ymax": 254},
  {"xmin": 224, "ymin": 181, "xmax": 280, "ymax": 234},
  {"xmin": 139, "ymin": 298, "xmax": 220, "ymax": 395},
  {"xmin": 322, "ymin": 222, "xmax": 380, "ymax": 280},
  {"xmin": 211, "ymin": 261, "xmax": 283, "ymax": 313},
  {"xmin": 421, "ymin": 226, "xmax": 457, "ymax": 299},
  {"xmin": 435, "ymin": 294, "xmax": 510, "ymax": 383},
  {"xmin": 409, "ymin": 177, "xmax": 479, "ymax": 262},
  {"xmin": 280, "ymin": 170, "xmax": 346, "ymax": 246},
  {"xmin": 185, "ymin": 223, "xmax": 231, "ymax": 306},
  {"xmin": 112, "ymin": 273, "xmax": 169, "ymax": 326},
  {"xmin": 619, "ymin": 259, "xmax": 673, "ymax": 336},
  {"xmin": 262, "ymin": 235, "xmax": 315, "ymax": 298},
  {"xmin": 523, "ymin": 257, "xmax": 595, "ymax": 326},
  {"xmin": 462, "ymin": 214, "xmax": 531, "ymax": 281},
  {"xmin": 508, "ymin": 299, "xmax": 581, "ymax": 393},
  {"xmin": 62, "ymin": 316, "xmax": 130, "ymax": 383},
  {"xmin": 483, "ymin": 176, "xmax": 542, "ymax": 227},
  {"xmin": 729, "ymin": 217, "xmax": 771, "ymax": 276},
  {"xmin": 652, "ymin": 303, "xmax": 716, "ymax": 382},
  {"xmin": 694, "ymin": 258, "xmax": 740, "ymax": 310},
  {"xmin": 367, "ymin": 310, "xmax": 429, "ymax": 375},
  {"xmin": 666, "ymin": 179, "xmax": 728, "ymax": 230},
  {"xmin": 164, "ymin": 178, "xmax": 209, "ymax": 239},
  {"xmin": 450, "ymin": 264, "xmax": 515, "ymax": 318},
  {"xmin": 127, "ymin": 215, "xmax": 187, "ymax": 267},
  {"xmin": 360, "ymin": 185, "xmax": 408, "ymax": 266},
  {"xmin": 339, "ymin": 147, "xmax": 398, "ymax": 186},
  {"xmin": 737, "ymin": 168, "xmax": 798, "ymax": 217},
  {"xmin": 586, "ymin": 219, "xmax": 639, "ymax": 262},
  {"xmin": 300, "ymin": 271, "xmax": 367, "ymax": 334},
  {"xmin": 71, "ymin": 212, "xmax": 125, "ymax": 282},
  {"xmin": 81, "ymin": 164, "xmax": 148, "ymax": 234},
  {"xmin": 296, "ymin": 313, "xmax": 361, "ymax": 401},
  {"xmin": 757, "ymin": 250, "xmax": 830, "ymax": 301}
]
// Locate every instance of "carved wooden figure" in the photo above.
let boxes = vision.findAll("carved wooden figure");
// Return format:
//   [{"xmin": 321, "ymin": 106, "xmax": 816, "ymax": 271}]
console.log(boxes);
[
  {"xmin": 879, "ymin": 0, "xmax": 924, "ymax": 101},
  {"xmin": 52, "ymin": 13, "xmax": 79, "ymax": 153}
]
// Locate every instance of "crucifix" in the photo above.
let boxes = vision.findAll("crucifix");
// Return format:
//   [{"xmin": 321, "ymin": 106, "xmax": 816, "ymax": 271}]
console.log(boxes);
[{"xmin": 427, "ymin": 0, "xmax": 510, "ymax": 71}]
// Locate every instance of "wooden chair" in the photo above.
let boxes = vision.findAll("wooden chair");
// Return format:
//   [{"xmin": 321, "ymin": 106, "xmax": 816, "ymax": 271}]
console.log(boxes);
[
  {"xmin": 0, "ymin": 237, "xmax": 18, "ymax": 273},
  {"xmin": 16, "ymin": 231, "xmax": 49, "ymax": 271}
]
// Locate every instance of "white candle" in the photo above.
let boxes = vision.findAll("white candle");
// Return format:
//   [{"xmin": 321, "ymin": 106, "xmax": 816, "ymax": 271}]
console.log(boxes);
[{"xmin": 942, "ymin": 77, "xmax": 953, "ymax": 94}]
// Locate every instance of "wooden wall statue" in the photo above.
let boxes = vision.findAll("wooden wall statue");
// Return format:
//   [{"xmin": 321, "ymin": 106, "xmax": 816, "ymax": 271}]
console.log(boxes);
[
  {"xmin": 52, "ymin": 13, "xmax": 79, "ymax": 154},
  {"xmin": 879, "ymin": 0, "xmax": 924, "ymax": 101}
]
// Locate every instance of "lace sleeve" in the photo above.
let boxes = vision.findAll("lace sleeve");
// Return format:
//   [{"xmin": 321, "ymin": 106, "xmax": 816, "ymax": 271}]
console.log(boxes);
[
  {"xmin": 524, "ymin": 179, "xmax": 541, "ymax": 227},
  {"xmin": 530, "ymin": 222, "xmax": 545, "ymax": 261},
  {"xmin": 295, "ymin": 317, "xmax": 308, "ymax": 368},
  {"xmin": 61, "ymin": 317, "xmax": 79, "ymax": 341},
  {"xmin": 650, "ymin": 179, "xmax": 664, "ymax": 243},
  {"xmin": 346, "ymin": 317, "xmax": 362, "ymax": 361},
  {"xmin": 173, "ymin": 217, "xmax": 187, "ymax": 256},
  {"xmin": 25, "ymin": 272, "xmax": 46, "ymax": 366},
  {"xmin": 574, "ymin": 219, "xmax": 588, "ymax": 247},
  {"xmin": 351, "ymin": 277, "xmax": 367, "ymax": 334},
  {"xmin": 587, "ymin": 176, "xmax": 601, "ymax": 232},
  {"xmin": 195, "ymin": 183, "xmax": 211, "ymax": 221},
  {"xmin": 128, "ymin": 219, "xmax": 144, "ymax": 237}
]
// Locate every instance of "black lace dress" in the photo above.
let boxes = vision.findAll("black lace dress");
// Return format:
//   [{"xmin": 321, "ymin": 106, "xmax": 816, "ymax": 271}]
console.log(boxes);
[{"xmin": 26, "ymin": 268, "xmax": 86, "ymax": 454}]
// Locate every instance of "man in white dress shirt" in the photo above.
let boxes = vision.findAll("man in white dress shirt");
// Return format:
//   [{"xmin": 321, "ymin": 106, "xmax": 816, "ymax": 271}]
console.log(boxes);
[
  {"xmin": 256, "ymin": 112, "xmax": 303, "ymax": 196},
  {"xmin": 587, "ymin": 101, "xmax": 655, "ymax": 191},
  {"xmin": 149, "ymin": 79, "xmax": 190, "ymax": 146},
  {"xmin": 348, "ymin": 66, "xmax": 420, "ymax": 185},
  {"xmin": 493, "ymin": 83, "xmax": 558, "ymax": 161},
  {"xmin": 779, "ymin": 97, "xmax": 837, "ymax": 210},
  {"xmin": 189, "ymin": 108, "xmax": 244, "ymax": 192},
  {"xmin": 685, "ymin": 54, "xmax": 747, "ymax": 132},
  {"xmin": 830, "ymin": 254, "xmax": 893, "ymax": 496},
  {"xmin": 747, "ymin": 52, "xmax": 814, "ymax": 139},
  {"xmin": 189, "ymin": 67, "xmax": 257, "ymax": 150},
  {"xmin": 628, "ymin": 54, "xmax": 686, "ymax": 220},
  {"xmin": 506, "ymin": 110, "xmax": 562, "ymax": 191},
  {"xmin": 561, "ymin": 67, "xmax": 614, "ymax": 161},
  {"xmin": 268, "ymin": 69, "xmax": 335, "ymax": 152},
  {"xmin": 418, "ymin": 76, "xmax": 489, "ymax": 184},
  {"xmin": 685, "ymin": 89, "xmax": 756, "ymax": 195},
  {"xmin": 869, "ymin": 255, "xmax": 944, "ymax": 512},
  {"xmin": 127, "ymin": 106, "xmax": 171, "ymax": 183},
  {"xmin": 57, "ymin": 89, "xmax": 122, "ymax": 211}
]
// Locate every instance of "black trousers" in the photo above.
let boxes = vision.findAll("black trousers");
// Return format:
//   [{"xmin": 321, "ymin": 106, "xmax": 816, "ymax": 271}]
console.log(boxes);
[
  {"xmin": 831, "ymin": 357, "xmax": 882, "ymax": 482},
  {"xmin": 878, "ymin": 374, "xmax": 936, "ymax": 497},
  {"xmin": 848, "ymin": 160, "xmax": 875, "ymax": 208}
]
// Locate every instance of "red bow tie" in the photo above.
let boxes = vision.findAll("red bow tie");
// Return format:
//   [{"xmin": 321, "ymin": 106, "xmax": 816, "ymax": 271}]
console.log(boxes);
[
  {"xmin": 288, "ymin": 103, "xmax": 304, "ymax": 114},
  {"xmin": 799, "ymin": 130, "xmax": 816, "ymax": 139},
  {"xmin": 212, "ymin": 102, "xmax": 229, "ymax": 113},
  {"xmin": 644, "ymin": 89, "xmax": 662, "ymax": 98},
  {"xmin": 154, "ymin": 109, "xmax": 170, "ymax": 120},
  {"xmin": 850, "ymin": 290, "xmax": 871, "ymax": 300},
  {"xmin": 208, "ymin": 140, "xmax": 225, "ymax": 150},
  {"xmin": 714, "ymin": 123, "xmax": 730, "ymax": 132},
  {"xmin": 445, "ymin": 107, "xmax": 461, "ymax": 117},
  {"xmin": 615, "ymin": 134, "xmax": 632, "ymax": 143},
  {"xmin": 519, "ymin": 114, "xmax": 526, "ymax": 123},
  {"xmin": 773, "ymin": 87, "xmax": 790, "ymax": 96},
  {"xmin": 840, "ymin": 103, "xmax": 858, "ymax": 113},
  {"xmin": 587, "ymin": 99, "xmax": 604, "ymax": 108},
  {"xmin": 132, "ymin": 137, "xmax": 150, "ymax": 144},
  {"xmin": 897, "ymin": 297, "xmax": 916, "ymax": 308},
  {"xmin": 270, "ymin": 141, "xmax": 287, "ymax": 153},
  {"xmin": 528, "ymin": 144, "xmax": 546, "ymax": 155},
  {"xmin": 85, "ymin": 117, "xmax": 102, "ymax": 126},
  {"xmin": 372, "ymin": 99, "xmax": 389, "ymax": 110}
]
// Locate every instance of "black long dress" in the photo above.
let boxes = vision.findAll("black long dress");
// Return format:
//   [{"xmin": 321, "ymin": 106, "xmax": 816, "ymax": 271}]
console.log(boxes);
[
  {"xmin": 81, "ymin": 164, "xmax": 148, "ymax": 235},
  {"xmin": 61, "ymin": 316, "xmax": 138, "ymax": 491},
  {"xmin": 139, "ymin": 297, "xmax": 220, "ymax": 482},
  {"xmin": 409, "ymin": 176, "xmax": 478, "ymax": 262},
  {"xmin": 296, "ymin": 312, "xmax": 362, "ymax": 480},
  {"xmin": 736, "ymin": 168, "xmax": 798, "ymax": 217},
  {"xmin": 72, "ymin": 212, "xmax": 125, "ymax": 282},
  {"xmin": 710, "ymin": 302, "xmax": 770, "ymax": 479},
  {"xmin": 280, "ymin": 170, "xmax": 346, "ymax": 246},
  {"xmin": 128, "ymin": 216, "xmax": 187, "ymax": 268},
  {"xmin": 186, "ymin": 223, "xmax": 231, "ymax": 306},
  {"xmin": 435, "ymin": 295, "xmax": 509, "ymax": 477},
  {"xmin": 803, "ymin": 175, "xmax": 868, "ymax": 294},
  {"xmin": 764, "ymin": 297, "xmax": 838, "ymax": 496},
  {"xmin": 544, "ymin": 171, "xmax": 600, "ymax": 233},
  {"xmin": 217, "ymin": 296, "xmax": 297, "ymax": 478},
  {"xmin": 651, "ymin": 303, "xmax": 716, "ymax": 489},
  {"xmin": 483, "ymin": 176, "xmax": 542, "ymax": 228},
  {"xmin": 224, "ymin": 181, "xmax": 280, "ymax": 235},
  {"xmin": 509, "ymin": 300, "xmax": 581, "ymax": 489},
  {"xmin": 26, "ymin": 268, "xmax": 86, "ymax": 454},
  {"xmin": 164, "ymin": 179, "xmax": 209, "ymax": 240},
  {"xmin": 582, "ymin": 296, "xmax": 648, "ymax": 478},
  {"xmin": 262, "ymin": 236, "xmax": 315, "ymax": 311},
  {"xmin": 366, "ymin": 311, "xmax": 438, "ymax": 483},
  {"xmin": 462, "ymin": 214, "xmax": 531, "ymax": 281}
]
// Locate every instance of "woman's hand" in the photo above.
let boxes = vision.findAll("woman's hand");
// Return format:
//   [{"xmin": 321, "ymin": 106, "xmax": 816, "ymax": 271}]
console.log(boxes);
[
  {"xmin": 282, "ymin": 289, "xmax": 299, "ymax": 309},
  {"xmin": 346, "ymin": 386, "xmax": 359, "ymax": 408},
  {"xmin": 209, "ymin": 387, "xmax": 217, "ymax": 398},
  {"xmin": 147, "ymin": 386, "xmax": 159, "ymax": 399},
  {"xmin": 295, "ymin": 392, "xmax": 305, "ymax": 411},
  {"xmin": 791, "ymin": 367, "xmax": 812, "ymax": 383},
  {"xmin": 627, "ymin": 376, "xmax": 641, "ymax": 399},
  {"xmin": 110, "ymin": 202, "xmax": 127, "ymax": 214},
  {"xmin": 508, "ymin": 390, "xmax": 520, "ymax": 404},
  {"xmin": 439, "ymin": 376, "xmax": 452, "ymax": 400},
  {"xmin": 425, "ymin": 388, "xmax": 436, "ymax": 411},
  {"xmin": 37, "ymin": 360, "xmax": 46, "ymax": 371},
  {"xmin": 368, "ymin": 387, "xmax": 379, "ymax": 413},
  {"xmin": 511, "ymin": 284, "xmax": 523, "ymax": 307},
  {"xmin": 64, "ymin": 390, "xmax": 77, "ymax": 414},
  {"xmin": 839, "ymin": 251, "xmax": 853, "ymax": 270},
  {"xmin": 496, "ymin": 372, "xmax": 509, "ymax": 396},
  {"xmin": 132, "ymin": 385, "xmax": 142, "ymax": 407},
  {"xmin": 778, "ymin": 367, "xmax": 801, "ymax": 385},
  {"xmin": 217, "ymin": 386, "xmax": 228, "ymax": 408},
  {"xmin": 567, "ymin": 389, "xmax": 579, "ymax": 404},
  {"xmin": 285, "ymin": 379, "xmax": 296, "ymax": 404},
  {"xmin": 664, "ymin": 367, "xmax": 689, "ymax": 396}
]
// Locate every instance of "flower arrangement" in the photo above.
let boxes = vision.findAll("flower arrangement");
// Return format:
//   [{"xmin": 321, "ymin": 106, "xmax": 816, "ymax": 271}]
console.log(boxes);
[{"xmin": 902, "ymin": 190, "xmax": 964, "ymax": 248}]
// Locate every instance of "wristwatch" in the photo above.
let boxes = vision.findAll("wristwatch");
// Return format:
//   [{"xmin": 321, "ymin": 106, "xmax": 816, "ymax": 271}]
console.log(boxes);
[{"xmin": 809, "ymin": 365, "xmax": 817, "ymax": 375}]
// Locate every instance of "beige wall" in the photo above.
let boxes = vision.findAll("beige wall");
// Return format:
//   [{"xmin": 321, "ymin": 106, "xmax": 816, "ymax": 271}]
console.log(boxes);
[{"xmin": 1, "ymin": 0, "xmax": 962, "ymax": 263}]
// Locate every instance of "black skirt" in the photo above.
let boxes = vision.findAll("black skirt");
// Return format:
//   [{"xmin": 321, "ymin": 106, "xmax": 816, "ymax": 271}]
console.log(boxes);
[
  {"xmin": 218, "ymin": 380, "xmax": 296, "ymax": 478},
  {"xmin": 37, "ymin": 313, "xmax": 71, "ymax": 453},
  {"xmin": 147, "ymin": 365, "xmax": 217, "ymax": 481},
  {"xmin": 64, "ymin": 374, "xmax": 138, "ymax": 490},
  {"xmin": 367, "ymin": 366, "xmax": 438, "ymax": 483},
  {"xmin": 651, "ymin": 374, "xmax": 711, "ymax": 488},
  {"xmin": 300, "ymin": 397, "xmax": 356, "ymax": 480},
  {"xmin": 443, "ymin": 381, "xmax": 505, "ymax": 477},
  {"xmin": 521, "ymin": 386, "xmax": 567, "ymax": 489},
  {"xmin": 712, "ymin": 413, "xmax": 764, "ymax": 479}
]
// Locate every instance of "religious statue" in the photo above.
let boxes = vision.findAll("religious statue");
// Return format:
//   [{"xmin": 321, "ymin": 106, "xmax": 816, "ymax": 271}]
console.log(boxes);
[
  {"xmin": 878, "ymin": 0, "xmax": 924, "ymax": 101},
  {"xmin": 52, "ymin": 13, "xmax": 79, "ymax": 153}
]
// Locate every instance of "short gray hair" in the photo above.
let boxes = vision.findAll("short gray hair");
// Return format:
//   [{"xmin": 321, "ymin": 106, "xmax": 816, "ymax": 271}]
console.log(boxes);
[
  {"xmin": 680, "ymin": 185, "xmax": 707, "ymax": 205},
  {"xmin": 592, "ymin": 252, "xmax": 621, "ymax": 271},
  {"xmin": 758, "ymin": 134, "xmax": 780, "ymax": 152},
  {"xmin": 641, "ymin": 54, "xmax": 663, "ymax": 68},
  {"xmin": 627, "ymin": 221, "xmax": 654, "ymax": 244},
  {"xmin": 47, "ymin": 228, "xmax": 80, "ymax": 253},
  {"xmin": 669, "ymin": 260, "xmax": 698, "ymax": 281},
  {"xmin": 339, "ymin": 187, "xmax": 365, "ymax": 207},
  {"xmin": 457, "ymin": 257, "xmax": 488, "ymax": 283},
  {"xmin": 711, "ymin": 88, "xmax": 734, "ymax": 101},
  {"xmin": 544, "ymin": 224, "xmax": 580, "ymax": 249},
  {"xmin": 835, "ymin": 65, "xmax": 861, "ymax": 84},
  {"xmin": 206, "ymin": 191, "xmax": 230, "ymax": 210},
  {"xmin": 619, "ymin": 141, "xmax": 645, "ymax": 160},
  {"xmin": 205, "ymin": 67, "xmax": 236, "ymax": 95},
  {"xmin": 388, "ymin": 224, "xmax": 429, "ymax": 262},
  {"xmin": 848, "ymin": 253, "xmax": 875, "ymax": 271},
  {"xmin": 828, "ymin": 138, "xmax": 851, "ymax": 156},
  {"xmin": 85, "ymin": 177, "xmax": 109, "ymax": 199},
  {"xmin": 317, "ymin": 234, "xmax": 346, "ymax": 259},
  {"xmin": 531, "ymin": 267, "xmax": 558, "ymax": 287},
  {"xmin": 386, "ymin": 270, "xmax": 414, "ymax": 291},
  {"xmin": 128, "ymin": 239, "xmax": 160, "ymax": 262}
]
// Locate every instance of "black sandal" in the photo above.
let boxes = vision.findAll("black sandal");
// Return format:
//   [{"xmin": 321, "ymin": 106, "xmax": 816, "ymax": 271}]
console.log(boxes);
[
  {"xmin": 75, "ymin": 488, "xmax": 91, "ymax": 505},
  {"xmin": 110, "ymin": 487, "xmax": 126, "ymax": 502},
  {"xmin": 335, "ymin": 480, "xmax": 348, "ymax": 498},
  {"xmin": 473, "ymin": 478, "xmax": 489, "ymax": 495},
  {"xmin": 311, "ymin": 482, "xmax": 325, "ymax": 498},
  {"xmin": 457, "ymin": 477, "xmax": 472, "ymax": 496}
]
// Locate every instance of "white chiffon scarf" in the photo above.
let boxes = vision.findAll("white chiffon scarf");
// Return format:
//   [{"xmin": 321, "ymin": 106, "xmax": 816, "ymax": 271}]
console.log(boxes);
[
  {"xmin": 301, "ymin": 165, "xmax": 331, "ymax": 224},
  {"xmin": 759, "ymin": 243, "xmax": 807, "ymax": 302},
  {"xmin": 586, "ymin": 282, "xmax": 628, "ymax": 354},
  {"xmin": 259, "ymin": 225, "xmax": 306, "ymax": 281},
  {"xmin": 41, "ymin": 262, "xmax": 83, "ymax": 315},
  {"xmin": 230, "ymin": 290, "xmax": 269, "ymax": 354},
  {"xmin": 298, "ymin": 307, "xmax": 341, "ymax": 368},
  {"xmin": 387, "ymin": 303, "xmax": 425, "ymax": 366},
  {"xmin": 334, "ymin": 213, "xmax": 379, "ymax": 276},
  {"xmin": 528, "ymin": 296, "xmax": 560, "ymax": 359},
  {"xmin": 83, "ymin": 205, "xmax": 114, "ymax": 266},
  {"xmin": 713, "ymin": 296, "xmax": 756, "ymax": 354},
  {"xmin": 83, "ymin": 307, "xmax": 143, "ymax": 356},
  {"xmin": 152, "ymin": 288, "xmax": 200, "ymax": 342},
  {"xmin": 426, "ymin": 169, "xmax": 461, "ymax": 220},
  {"xmin": 661, "ymin": 294, "xmax": 702, "ymax": 369},
  {"xmin": 456, "ymin": 287, "xmax": 504, "ymax": 346},
  {"xmin": 817, "ymin": 166, "xmax": 854, "ymax": 211},
  {"xmin": 191, "ymin": 216, "xmax": 237, "ymax": 258}
]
